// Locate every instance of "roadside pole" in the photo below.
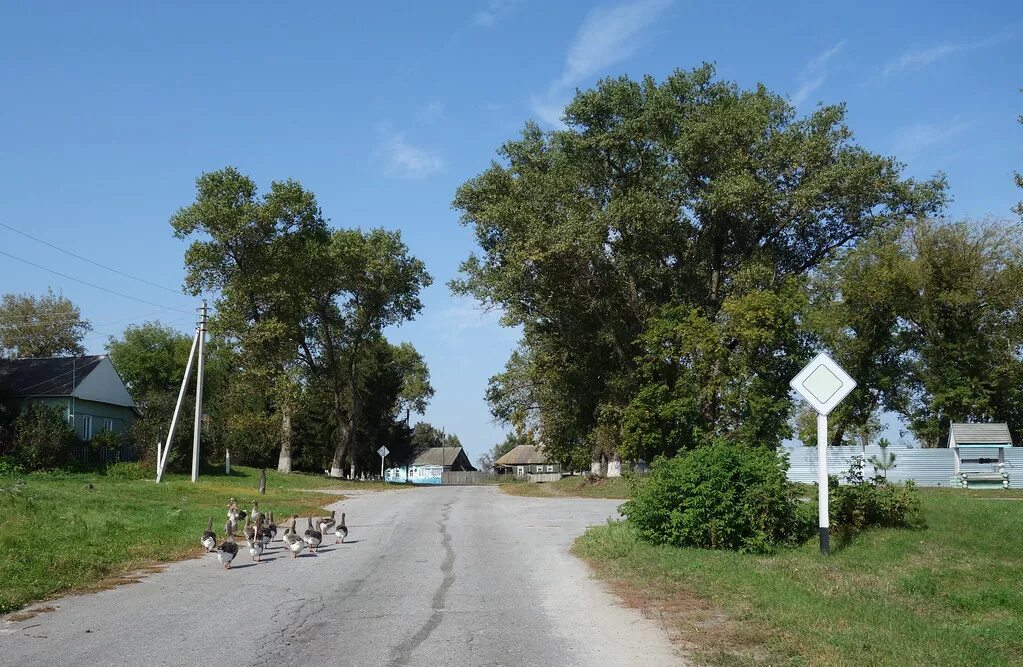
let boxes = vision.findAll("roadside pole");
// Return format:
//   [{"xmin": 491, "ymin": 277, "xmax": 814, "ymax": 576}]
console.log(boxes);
[
  {"xmin": 790, "ymin": 352, "xmax": 855, "ymax": 556},
  {"xmin": 156, "ymin": 326, "xmax": 200, "ymax": 482},
  {"xmin": 378, "ymin": 445, "xmax": 389, "ymax": 480},
  {"xmin": 190, "ymin": 300, "xmax": 207, "ymax": 483}
]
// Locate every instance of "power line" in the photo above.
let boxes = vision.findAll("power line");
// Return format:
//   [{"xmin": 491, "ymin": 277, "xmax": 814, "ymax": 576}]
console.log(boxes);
[
  {"xmin": 0, "ymin": 250, "xmax": 194, "ymax": 315},
  {"xmin": 0, "ymin": 221, "xmax": 188, "ymax": 296},
  {"xmin": 0, "ymin": 307, "xmax": 189, "ymax": 329}
]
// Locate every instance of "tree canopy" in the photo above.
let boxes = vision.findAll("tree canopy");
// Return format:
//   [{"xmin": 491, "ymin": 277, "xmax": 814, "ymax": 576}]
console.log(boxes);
[
  {"xmin": 0, "ymin": 289, "xmax": 91, "ymax": 358},
  {"xmin": 454, "ymin": 65, "xmax": 945, "ymax": 464}
]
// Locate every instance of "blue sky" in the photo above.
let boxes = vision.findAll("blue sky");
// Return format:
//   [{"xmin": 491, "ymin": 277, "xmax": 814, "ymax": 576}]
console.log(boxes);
[{"xmin": 1, "ymin": 1, "xmax": 1020, "ymax": 461}]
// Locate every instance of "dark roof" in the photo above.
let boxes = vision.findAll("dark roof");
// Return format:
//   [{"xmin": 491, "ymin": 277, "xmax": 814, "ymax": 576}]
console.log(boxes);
[
  {"xmin": 495, "ymin": 444, "xmax": 548, "ymax": 466},
  {"xmin": 950, "ymin": 423, "xmax": 1012, "ymax": 446},
  {"xmin": 413, "ymin": 446, "xmax": 468, "ymax": 467},
  {"xmin": 0, "ymin": 356, "xmax": 104, "ymax": 398}
]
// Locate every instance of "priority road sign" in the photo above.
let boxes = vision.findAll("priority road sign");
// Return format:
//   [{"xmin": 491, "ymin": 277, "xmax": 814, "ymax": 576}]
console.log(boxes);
[{"xmin": 790, "ymin": 352, "xmax": 857, "ymax": 556}]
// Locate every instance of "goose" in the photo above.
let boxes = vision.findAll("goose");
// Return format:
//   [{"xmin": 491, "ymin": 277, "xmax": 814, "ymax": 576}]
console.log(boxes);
[
  {"xmin": 201, "ymin": 517, "xmax": 217, "ymax": 552},
  {"xmin": 266, "ymin": 512, "xmax": 278, "ymax": 542},
  {"xmin": 249, "ymin": 523, "xmax": 264, "ymax": 562},
  {"xmin": 259, "ymin": 516, "xmax": 272, "ymax": 548},
  {"xmin": 303, "ymin": 517, "xmax": 322, "ymax": 552},
  {"xmin": 318, "ymin": 510, "xmax": 336, "ymax": 535},
  {"xmin": 216, "ymin": 535, "xmax": 238, "ymax": 569},
  {"xmin": 224, "ymin": 518, "xmax": 237, "ymax": 539},
  {"xmin": 334, "ymin": 512, "xmax": 348, "ymax": 544},
  {"xmin": 284, "ymin": 517, "xmax": 306, "ymax": 558},
  {"xmin": 251, "ymin": 500, "xmax": 262, "ymax": 525},
  {"xmin": 244, "ymin": 518, "xmax": 256, "ymax": 548}
]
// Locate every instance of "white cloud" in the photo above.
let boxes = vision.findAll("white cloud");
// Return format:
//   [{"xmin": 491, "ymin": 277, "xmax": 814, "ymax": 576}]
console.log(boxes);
[
  {"xmin": 892, "ymin": 119, "xmax": 971, "ymax": 157},
  {"xmin": 377, "ymin": 125, "xmax": 444, "ymax": 179},
  {"xmin": 531, "ymin": 0, "xmax": 671, "ymax": 127},
  {"xmin": 790, "ymin": 41, "xmax": 845, "ymax": 107},
  {"xmin": 473, "ymin": 0, "xmax": 521, "ymax": 28},
  {"xmin": 883, "ymin": 33, "xmax": 1009, "ymax": 77}
]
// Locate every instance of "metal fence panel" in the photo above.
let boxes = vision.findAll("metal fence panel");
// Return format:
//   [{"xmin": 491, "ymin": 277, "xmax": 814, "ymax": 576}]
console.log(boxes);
[{"xmin": 785, "ymin": 446, "xmax": 1023, "ymax": 488}]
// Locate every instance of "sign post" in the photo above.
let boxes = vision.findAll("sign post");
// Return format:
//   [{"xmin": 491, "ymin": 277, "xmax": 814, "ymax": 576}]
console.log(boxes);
[
  {"xmin": 377, "ymin": 445, "xmax": 389, "ymax": 479},
  {"xmin": 789, "ymin": 352, "xmax": 856, "ymax": 555}
]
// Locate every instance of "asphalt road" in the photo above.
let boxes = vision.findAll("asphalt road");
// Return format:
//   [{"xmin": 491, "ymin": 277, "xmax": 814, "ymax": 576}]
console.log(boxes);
[{"xmin": 0, "ymin": 485, "xmax": 681, "ymax": 666}]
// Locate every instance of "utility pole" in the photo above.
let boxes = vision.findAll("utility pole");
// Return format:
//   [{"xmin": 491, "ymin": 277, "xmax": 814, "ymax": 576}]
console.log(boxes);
[
  {"xmin": 191, "ymin": 300, "xmax": 207, "ymax": 483},
  {"xmin": 156, "ymin": 324, "xmax": 200, "ymax": 482}
]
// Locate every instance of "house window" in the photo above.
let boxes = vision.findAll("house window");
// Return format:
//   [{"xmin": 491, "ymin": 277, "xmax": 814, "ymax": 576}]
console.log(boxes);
[
  {"xmin": 546, "ymin": 465, "xmax": 554, "ymax": 473},
  {"xmin": 82, "ymin": 416, "xmax": 93, "ymax": 441},
  {"xmin": 104, "ymin": 418, "xmax": 114, "ymax": 432},
  {"xmin": 517, "ymin": 466, "xmax": 524, "ymax": 476}
]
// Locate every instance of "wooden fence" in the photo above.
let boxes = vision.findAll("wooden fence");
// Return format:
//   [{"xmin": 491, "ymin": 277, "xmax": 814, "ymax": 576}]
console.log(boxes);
[
  {"xmin": 71, "ymin": 444, "xmax": 139, "ymax": 467},
  {"xmin": 441, "ymin": 470, "xmax": 494, "ymax": 485}
]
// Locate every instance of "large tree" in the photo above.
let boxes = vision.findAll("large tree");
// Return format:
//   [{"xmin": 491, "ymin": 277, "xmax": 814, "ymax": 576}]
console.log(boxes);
[
  {"xmin": 454, "ymin": 65, "xmax": 945, "ymax": 464},
  {"xmin": 0, "ymin": 289, "xmax": 91, "ymax": 358},
  {"xmin": 300, "ymin": 228, "xmax": 431, "ymax": 477},
  {"xmin": 171, "ymin": 167, "xmax": 329, "ymax": 472}
]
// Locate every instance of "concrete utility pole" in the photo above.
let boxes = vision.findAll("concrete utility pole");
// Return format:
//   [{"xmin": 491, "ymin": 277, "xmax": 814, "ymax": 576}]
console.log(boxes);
[
  {"xmin": 156, "ymin": 322, "xmax": 200, "ymax": 482},
  {"xmin": 191, "ymin": 300, "xmax": 207, "ymax": 483}
]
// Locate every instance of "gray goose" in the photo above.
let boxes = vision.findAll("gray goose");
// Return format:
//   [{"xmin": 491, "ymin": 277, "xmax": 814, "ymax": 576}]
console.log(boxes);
[
  {"xmin": 243, "ymin": 518, "xmax": 256, "ymax": 548},
  {"xmin": 201, "ymin": 516, "xmax": 217, "ymax": 552},
  {"xmin": 303, "ymin": 517, "xmax": 322, "ymax": 552},
  {"xmin": 284, "ymin": 516, "xmax": 306, "ymax": 558},
  {"xmin": 334, "ymin": 512, "xmax": 348, "ymax": 544},
  {"xmin": 318, "ymin": 510, "xmax": 336, "ymax": 535},
  {"xmin": 216, "ymin": 535, "xmax": 238, "ymax": 569}
]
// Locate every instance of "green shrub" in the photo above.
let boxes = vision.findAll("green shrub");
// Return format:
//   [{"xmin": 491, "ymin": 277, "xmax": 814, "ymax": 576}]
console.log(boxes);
[
  {"xmin": 0, "ymin": 455, "xmax": 24, "ymax": 476},
  {"xmin": 104, "ymin": 461, "xmax": 147, "ymax": 480},
  {"xmin": 88, "ymin": 429, "xmax": 124, "ymax": 451},
  {"xmin": 12, "ymin": 404, "xmax": 79, "ymax": 471},
  {"xmin": 830, "ymin": 476, "xmax": 921, "ymax": 537},
  {"xmin": 622, "ymin": 441, "xmax": 813, "ymax": 554}
]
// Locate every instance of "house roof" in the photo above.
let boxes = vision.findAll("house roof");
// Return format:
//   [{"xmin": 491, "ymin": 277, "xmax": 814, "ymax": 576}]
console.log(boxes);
[
  {"xmin": 412, "ymin": 446, "xmax": 468, "ymax": 467},
  {"xmin": 0, "ymin": 355, "xmax": 104, "ymax": 397},
  {"xmin": 950, "ymin": 422, "xmax": 1012, "ymax": 446},
  {"xmin": 495, "ymin": 444, "xmax": 548, "ymax": 466}
]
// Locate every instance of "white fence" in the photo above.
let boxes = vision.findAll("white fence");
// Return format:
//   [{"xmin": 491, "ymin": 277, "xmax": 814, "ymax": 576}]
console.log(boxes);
[{"xmin": 784, "ymin": 445, "xmax": 1023, "ymax": 489}]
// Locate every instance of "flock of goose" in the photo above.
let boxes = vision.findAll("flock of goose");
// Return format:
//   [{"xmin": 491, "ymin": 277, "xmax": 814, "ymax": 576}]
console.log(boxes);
[{"xmin": 200, "ymin": 498, "xmax": 349, "ymax": 570}]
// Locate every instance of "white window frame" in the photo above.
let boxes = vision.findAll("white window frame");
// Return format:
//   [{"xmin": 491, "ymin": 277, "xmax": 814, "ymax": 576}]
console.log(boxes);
[
  {"xmin": 104, "ymin": 418, "xmax": 114, "ymax": 432},
  {"xmin": 82, "ymin": 415, "xmax": 93, "ymax": 441},
  {"xmin": 517, "ymin": 466, "xmax": 525, "ymax": 476},
  {"xmin": 546, "ymin": 465, "xmax": 554, "ymax": 473}
]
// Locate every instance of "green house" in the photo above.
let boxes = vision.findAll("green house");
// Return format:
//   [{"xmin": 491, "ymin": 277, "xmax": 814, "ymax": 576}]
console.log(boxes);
[{"xmin": 0, "ymin": 355, "xmax": 138, "ymax": 440}]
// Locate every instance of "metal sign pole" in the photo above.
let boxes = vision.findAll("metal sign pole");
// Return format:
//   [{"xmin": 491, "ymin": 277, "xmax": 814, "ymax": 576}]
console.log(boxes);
[{"xmin": 817, "ymin": 412, "xmax": 829, "ymax": 555}]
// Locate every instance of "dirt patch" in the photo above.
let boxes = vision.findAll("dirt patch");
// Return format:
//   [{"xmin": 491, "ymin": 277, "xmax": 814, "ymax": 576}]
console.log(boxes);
[
  {"xmin": 581, "ymin": 559, "xmax": 783, "ymax": 665},
  {"xmin": 4, "ymin": 605, "xmax": 58, "ymax": 623}
]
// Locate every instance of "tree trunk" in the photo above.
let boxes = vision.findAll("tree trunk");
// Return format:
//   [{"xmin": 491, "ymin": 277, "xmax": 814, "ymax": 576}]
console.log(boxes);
[
  {"xmin": 277, "ymin": 400, "xmax": 293, "ymax": 473},
  {"xmin": 329, "ymin": 421, "xmax": 350, "ymax": 478}
]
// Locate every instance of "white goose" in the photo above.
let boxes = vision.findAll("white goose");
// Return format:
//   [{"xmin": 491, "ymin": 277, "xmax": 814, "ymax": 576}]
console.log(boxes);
[
  {"xmin": 243, "ymin": 518, "xmax": 256, "ymax": 549},
  {"xmin": 201, "ymin": 516, "xmax": 217, "ymax": 552}
]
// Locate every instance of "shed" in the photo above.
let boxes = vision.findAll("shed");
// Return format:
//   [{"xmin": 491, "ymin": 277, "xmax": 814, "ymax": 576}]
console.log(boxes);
[
  {"xmin": 0, "ymin": 355, "xmax": 138, "ymax": 440},
  {"xmin": 949, "ymin": 423, "xmax": 1013, "ymax": 489},
  {"xmin": 494, "ymin": 444, "xmax": 561, "ymax": 478},
  {"xmin": 411, "ymin": 446, "xmax": 477, "ymax": 472}
]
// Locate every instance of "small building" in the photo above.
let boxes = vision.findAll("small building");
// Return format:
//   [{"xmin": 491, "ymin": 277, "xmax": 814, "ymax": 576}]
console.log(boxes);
[
  {"xmin": 494, "ymin": 444, "xmax": 561, "ymax": 478},
  {"xmin": 406, "ymin": 446, "xmax": 477, "ymax": 485},
  {"xmin": 0, "ymin": 355, "xmax": 138, "ymax": 441},
  {"xmin": 949, "ymin": 422, "xmax": 1013, "ymax": 489}
]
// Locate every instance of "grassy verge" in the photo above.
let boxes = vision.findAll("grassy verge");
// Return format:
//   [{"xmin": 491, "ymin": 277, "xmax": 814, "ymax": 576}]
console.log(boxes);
[
  {"xmin": 502, "ymin": 475, "xmax": 636, "ymax": 499},
  {"xmin": 574, "ymin": 488, "xmax": 1023, "ymax": 666},
  {"xmin": 0, "ymin": 466, "xmax": 394, "ymax": 614}
]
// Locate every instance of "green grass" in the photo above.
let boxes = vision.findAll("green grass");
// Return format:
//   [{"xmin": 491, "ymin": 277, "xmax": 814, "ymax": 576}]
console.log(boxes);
[
  {"xmin": 502, "ymin": 474, "xmax": 636, "ymax": 499},
  {"xmin": 0, "ymin": 466, "xmax": 394, "ymax": 614},
  {"xmin": 574, "ymin": 488, "xmax": 1023, "ymax": 666}
]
